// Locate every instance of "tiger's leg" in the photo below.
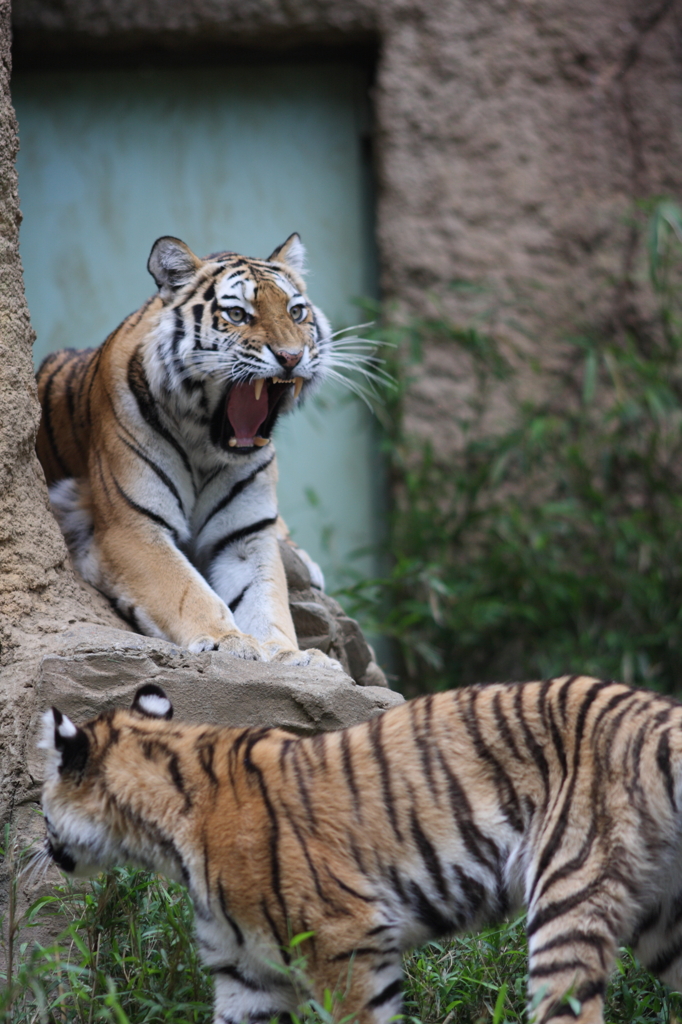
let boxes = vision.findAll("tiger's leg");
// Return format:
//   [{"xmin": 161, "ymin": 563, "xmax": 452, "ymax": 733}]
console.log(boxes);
[
  {"xmin": 95, "ymin": 522, "xmax": 265, "ymax": 658},
  {"xmin": 526, "ymin": 888, "xmax": 621, "ymax": 1024},
  {"xmin": 211, "ymin": 969, "xmax": 298, "ymax": 1024},
  {"xmin": 195, "ymin": 473, "xmax": 340, "ymax": 667}
]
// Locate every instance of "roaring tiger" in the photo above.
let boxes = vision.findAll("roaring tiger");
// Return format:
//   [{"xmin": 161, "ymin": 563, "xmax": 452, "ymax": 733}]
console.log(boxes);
[
  {"xmin": 35, "ymin": 233, "xmax": 342, "ymax": 665},
  {"xmin": 39, "ymin": 676, "xmax": 682, "ymax": 1024}
]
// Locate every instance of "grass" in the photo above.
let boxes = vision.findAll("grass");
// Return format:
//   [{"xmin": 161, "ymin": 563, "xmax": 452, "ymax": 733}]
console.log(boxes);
[{"xmin": 2, "ymin": 859, "xmax": 681, "ymax": 1024}]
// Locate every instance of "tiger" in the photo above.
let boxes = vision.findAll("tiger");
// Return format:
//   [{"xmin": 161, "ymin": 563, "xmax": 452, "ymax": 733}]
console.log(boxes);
[
  {"xmin": 38, "ymin": 675, "xmax": 682, "ymax": 1024},
  {"xmin": 35, "ymin": 233, "xmax": 348, "ymax": 665}
]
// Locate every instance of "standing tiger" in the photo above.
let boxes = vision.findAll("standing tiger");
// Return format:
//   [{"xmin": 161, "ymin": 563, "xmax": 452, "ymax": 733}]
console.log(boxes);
[
  {"xmin": 39, "ymin": 676, "xmax": 682, "ymax": 1024},
  {"xmin": 35, "ymin": 233, "xmax": 340, "ymax": 665}
]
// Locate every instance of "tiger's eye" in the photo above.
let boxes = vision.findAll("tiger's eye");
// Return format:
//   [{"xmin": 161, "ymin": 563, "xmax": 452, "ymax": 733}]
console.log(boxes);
[
  {"xmin": 224, "ymin": 307, "xmax": 247, "ymax": 324},
  {"xmin": 290, "ymin": 305, "xmax": 307, "ymax": 323}
]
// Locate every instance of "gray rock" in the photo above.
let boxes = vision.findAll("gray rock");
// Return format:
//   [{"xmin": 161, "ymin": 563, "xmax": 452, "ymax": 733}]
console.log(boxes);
[
  {"xmin": 289, "ymin": 599, "xmax": 335, "ymax": 640},
  {"xmin": 278, "ymin": 542, "xmax": 390, "ymax": 688},
  {"xmin": 26, "ymin": 625, "xmax": 403, "ymax": 785},
  {"xmin": 278, "ymin": 540, "xmax": 312, "ymax": 591}
]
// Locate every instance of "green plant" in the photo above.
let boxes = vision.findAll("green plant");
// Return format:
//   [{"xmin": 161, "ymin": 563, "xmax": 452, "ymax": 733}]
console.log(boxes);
[
  {"xmin": 341, "ymin": 203, "xmax": 682, "ymax": 696},
  {"xmin": 0, "ymin": 853, "xmax": 212, "ymax": 1023}
]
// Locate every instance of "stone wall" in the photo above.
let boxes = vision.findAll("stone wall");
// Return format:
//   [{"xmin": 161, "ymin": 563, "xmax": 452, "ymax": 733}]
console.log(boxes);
[{"xmin": 3, "ymin": 0, "xmax": 681, "ymax": 839}]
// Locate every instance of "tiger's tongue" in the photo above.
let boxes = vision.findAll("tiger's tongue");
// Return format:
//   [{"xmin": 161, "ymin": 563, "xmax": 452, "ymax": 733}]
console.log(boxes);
[{"xmin": 227, "ymin": 383, "xmax": 268, "ymax": 447}]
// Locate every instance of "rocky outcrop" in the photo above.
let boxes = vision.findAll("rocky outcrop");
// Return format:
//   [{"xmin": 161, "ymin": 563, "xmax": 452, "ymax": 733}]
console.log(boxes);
[{"xmin": 279, "ymin": 540, "xmax": 388, "ymax": 687}]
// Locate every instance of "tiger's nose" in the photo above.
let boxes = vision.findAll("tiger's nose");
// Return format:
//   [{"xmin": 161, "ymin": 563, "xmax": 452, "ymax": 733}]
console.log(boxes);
[{"xmin": 271, "ymin": 347, "xmax": 303, "ymax": 369}]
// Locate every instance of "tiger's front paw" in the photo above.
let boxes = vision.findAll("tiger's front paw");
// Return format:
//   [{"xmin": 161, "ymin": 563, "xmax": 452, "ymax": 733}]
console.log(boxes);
[
  {"xmin": 188, "ymin": 632, "xmax": 265, "ymax": 660},
  {"xmin": 268, "ymin": 646, "xmax": 344, "ymax": 671}
]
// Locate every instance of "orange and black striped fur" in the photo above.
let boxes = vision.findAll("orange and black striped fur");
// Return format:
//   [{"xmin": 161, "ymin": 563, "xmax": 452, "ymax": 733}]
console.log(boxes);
[
  {"xmin": 35, "ymin": 234, "xmax": 340, "ymax": 664},
  {"xmin": 40, "ymin": 676, "xmax": 682, "ymax": 1024}
]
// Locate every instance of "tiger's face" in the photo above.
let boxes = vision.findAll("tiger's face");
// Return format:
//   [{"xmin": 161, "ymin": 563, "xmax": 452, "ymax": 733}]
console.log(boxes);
[
  {"xmin": 146, "ymin": 232, "xmax": 333, "ymax": 455},
  {"xmin": 38, "ymin": 687, "xmax": 186, "ymax": 882}
]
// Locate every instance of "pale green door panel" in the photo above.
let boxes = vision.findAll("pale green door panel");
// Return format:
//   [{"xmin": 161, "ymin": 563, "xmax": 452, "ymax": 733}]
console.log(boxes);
[{"xmin": 13, "ymin": 61, "xmax": 381, "ymax": 588}]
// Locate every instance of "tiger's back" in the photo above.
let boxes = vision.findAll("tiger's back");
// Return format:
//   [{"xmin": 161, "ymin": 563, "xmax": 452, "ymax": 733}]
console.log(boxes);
[{"xmin": 40, "ymin": 676, "xmax": 682, "ymax": 1024}]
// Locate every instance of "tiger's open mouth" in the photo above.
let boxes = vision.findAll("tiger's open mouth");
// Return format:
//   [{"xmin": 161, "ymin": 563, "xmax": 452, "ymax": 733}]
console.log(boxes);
[{"xmin": 211, "ymin": 377, "xmax": 304, "ymax": 453}]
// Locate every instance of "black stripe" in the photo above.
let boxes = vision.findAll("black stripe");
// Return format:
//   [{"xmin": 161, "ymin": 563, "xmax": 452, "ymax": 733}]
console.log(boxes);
[
  {"xmin": 112, "ymin": 476, "xmax": 179, "ymax": 544},
  {"xmin": 493, "ymin": 690, "xmax": 523, "ymax": 761},
  {"xmin": 527, "ymin": 878, "xmax": 604, "ymax": 938},
  {"xmin": 229, "ymin": 584, "xmax": 250, "ymax": 614},
  {"xmin": 172, "ymin": 308, "xmax": 185, "ymax": 354},
  {"xmin": 410, "ymin": 809, "xmax": 449, "ymax": 901},
  {"xmin": 127, "ymin": 347, "xmax": 192, "ymax": 476},
  {"xmin": 408, "ymin": 879, "xmax": 454, "ymax": 935},
  {"xmin": 41, "ymin": 362, "xmax": 71, "ymax": 478},
  {"xmin": 409, "ymin": 697, "xmax": 436, "ymax": 791},
  {"xmin": 537, "ymin": 819, "xmax": 598, "ymax": 901},
  {"xmin": 198, "ymin": 739, "xmax": 219, "ymax": 786},
  {"xmin": 326, "ymin": 869, "xmax": 376, "ymax": 904},
  {"xmin": 242, "ymin": 731, "xmax": 291, "ymax": 935},
  {"xmin": 529, "ymin": 958, "xmax": 592, "ymax": 978},
  {"xmin": 547, "ymin": 701, "xmax": 568, "ymax": 780},
  {"xmin": 210, "ymin": 515, "xmax": 278, "ymax": 561},
  {"xmin": 435, "ymin": 749, "xmax": 500, "ymax": 870},
  {"xmin": 540, "ymin": 978, "xmax": 606, "ymax": 1022},
  {"xmin": 366, "ymin": 979, "xmax": 402, "ymax": 1010},
  {"xmin": 330, "ymin": 945, "xmax": 391, "ymax": 962},
  {"xmin": 119, "ymin": 435, "xmax": 186, "ymax": 515},
  {"xmin": 516, "ymin": 684, "xmax": 550, "ymax": 795},
  {"xmin": 94, "ymin": 449, "xmax": 114, "ymax": 503},
  {"xmin": 139, "ymin": 738, "xmax": 192, "ymax": 811},
  {"xmin": 655, "ymin": 729, "xmax": 675, "ymax": 806},
  {"xmin": 192, "ymin": 303, "xmax": 204, "ymax": 349},
  {"xmin": 261, "ymin": 899, "xmax": 287, "ymax": 959},
  {"xmin": 532, "ymin": 929, "xmax": 609, "ymax": 969},
  {"xmin": 64, "ymin": 350, "xmax": 87, "ymax": 451},
  {"xmin": 462, "ymin": 689, "xmax": 523, "ymax": 832},
  {"xmin": 281, "ymin": 804, "xmax": 343, "ymax": 911},
  {"xmin": 217, "ymin": 878, "xmax": 244, "ymax": 945},
  {"xmin": 209, "ymin": 964, "xmax": 262, "ymax": 990},
  {"xmin": 340, "ymin": 730, "xmax": 361, "ymax": 816},
  {"xmin": 197, "ymin": 465, "xmax": 224, "ymax": 498},
  {"xmin": 291, "ymin": 747, "xmax": 316, "ymax": 827},
  {"xmin": 198, "ymin": 453, "xmax": 275, "ymax": 535},
  {"xmin": 530, "ymin": 680, "xmax": 608, "ymax": 901},
  {"xmin": 368, "ymin": 714, "xmax": 403, "ymax": 842}
]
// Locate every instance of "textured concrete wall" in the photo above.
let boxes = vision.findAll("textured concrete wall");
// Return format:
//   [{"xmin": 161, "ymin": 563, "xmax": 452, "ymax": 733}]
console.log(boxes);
[
  {"xmin": 13, "ymin": 0, "xmax": 682, "ymax": 447},
  {"xmin": 0, "ymin": 0, "xmax": 125, "ymax": 840}
]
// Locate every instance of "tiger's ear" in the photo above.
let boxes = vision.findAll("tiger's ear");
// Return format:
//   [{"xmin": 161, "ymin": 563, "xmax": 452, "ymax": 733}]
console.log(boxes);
[
  {"xmin": 39, "ymin": 708, "xmax": 90, "ymax": 774},
  {"xmin": 131, "ymin": 684, "xmax": 173, "ymax": 721},
  {"xmin": 267, "ymin": 233, "xmax": 307, "ymax": 275},
  {"xmin": 148, "ymin": 237, "xmax": 202, "ymax": 300}
]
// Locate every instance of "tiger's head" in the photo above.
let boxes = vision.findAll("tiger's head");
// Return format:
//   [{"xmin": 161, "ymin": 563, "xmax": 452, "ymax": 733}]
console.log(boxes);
[
  {"xmin": 37, "ymin": 684, "xmax": 184, "ymax": 881},
  {"xmin": 146, "ymin": 233, "xmax": 333, "ymax": 455}
]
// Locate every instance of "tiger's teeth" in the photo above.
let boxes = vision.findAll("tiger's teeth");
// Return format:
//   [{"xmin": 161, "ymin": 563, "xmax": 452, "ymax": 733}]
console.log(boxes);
[
  {"xmin": 228, "ymin": 438, "xmax": 237, "ymax": 447},
  {"xmin": 294, "ymin": 377, "xmax": 303, "ymax": 400},
  {"xmin": 254, "ymin": 379, "xmax": 264, "ymax": 402},
  {"xmin": 272, "ymin": 376, "xmax": 294, "ymax": 385},
  {"xmin": 254, "ymin": 437, "xmax": 270, "ymax": 447}
]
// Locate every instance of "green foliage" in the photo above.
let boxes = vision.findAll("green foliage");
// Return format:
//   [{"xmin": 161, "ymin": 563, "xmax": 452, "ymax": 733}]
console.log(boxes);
[
  {"xmin": 343, "ymin": 204, "xmax": 682, "ymax": 694},
  {"xmin": 402, "ymin": 918, "xmax": 682, "ymax": 1024},
  {"xmin": 1, "ymin": 840, "xmax": 212, "ymax": 1023}
]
